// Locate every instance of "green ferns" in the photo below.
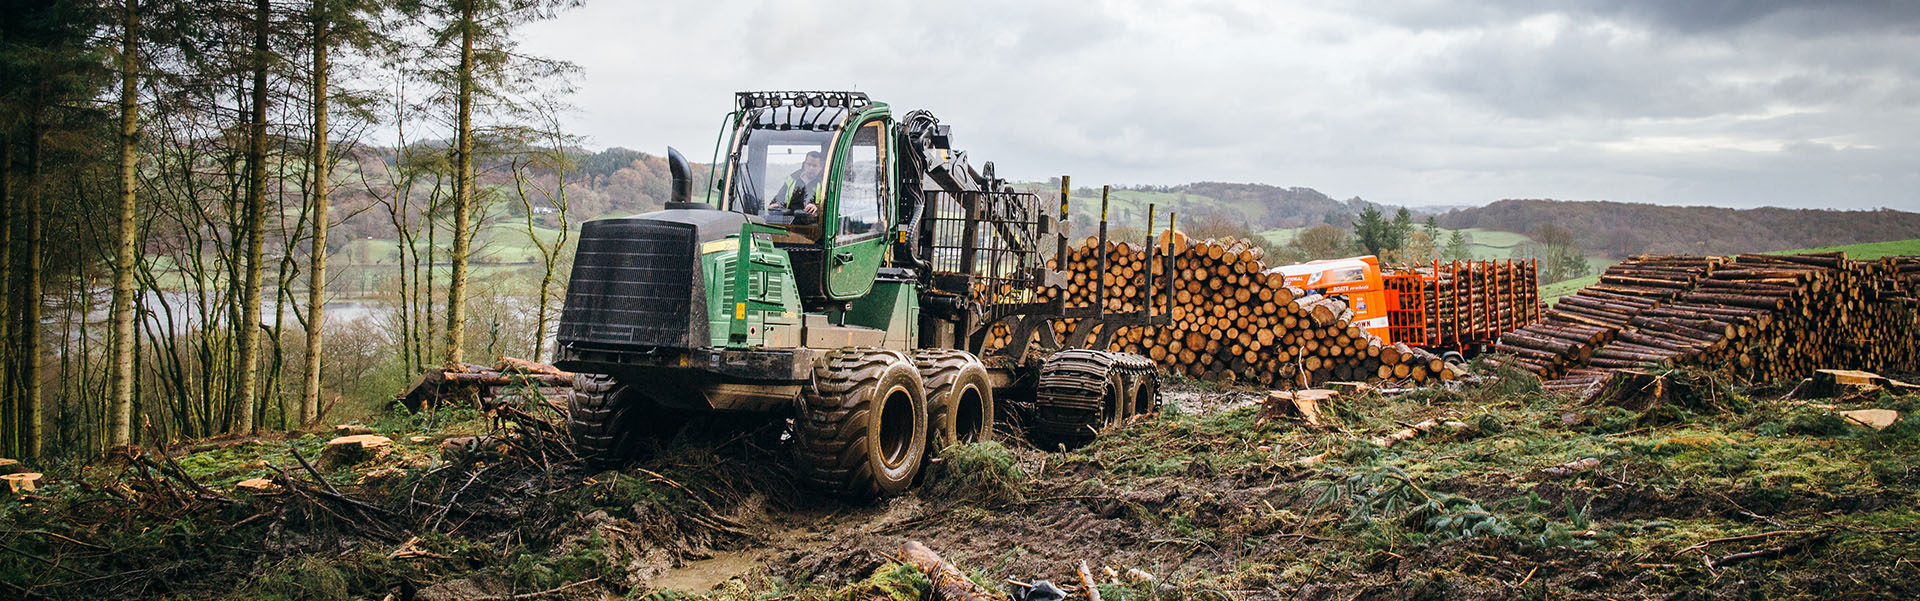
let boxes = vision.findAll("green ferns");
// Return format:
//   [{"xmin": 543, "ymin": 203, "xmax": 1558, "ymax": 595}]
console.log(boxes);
[{"xmin": 1310, "ymin": 465, "xmax": 1585, "ymax": 548}]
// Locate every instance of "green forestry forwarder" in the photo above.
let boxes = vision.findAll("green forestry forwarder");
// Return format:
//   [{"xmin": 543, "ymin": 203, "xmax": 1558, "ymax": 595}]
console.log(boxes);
[{"xmin": 554, "ymin": 91, "xmax": 1173, "ymax": 498}]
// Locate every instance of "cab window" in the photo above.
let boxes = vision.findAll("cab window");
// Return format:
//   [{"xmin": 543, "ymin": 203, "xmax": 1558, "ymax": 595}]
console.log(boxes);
[
  {"xmin": 836, "ymin": 122, "xmax": 885, "ymax": 242},
  {"xmin": 1330, "ymin": 267, "xmax": 1366, "ymax": 284}
]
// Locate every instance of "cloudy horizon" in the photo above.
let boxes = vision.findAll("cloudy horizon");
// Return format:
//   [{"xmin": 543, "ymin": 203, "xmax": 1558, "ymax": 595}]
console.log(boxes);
[{"xmin": 518, "ymin": 0, "xmax": 1920, "ymax": 211}]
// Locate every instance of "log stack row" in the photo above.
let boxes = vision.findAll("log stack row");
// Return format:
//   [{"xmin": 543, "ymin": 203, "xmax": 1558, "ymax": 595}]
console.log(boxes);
[
  {"xmin": 985, "ymin": 234, "xmax": 1465, "ymax": 387},
  {"xmin": 1489, "ymin": 255, "xmax": 1722, "ymax": 390},
  {"xmin": 1495, "ymin": 252, "xmax": 1920, "ymax": 394}
]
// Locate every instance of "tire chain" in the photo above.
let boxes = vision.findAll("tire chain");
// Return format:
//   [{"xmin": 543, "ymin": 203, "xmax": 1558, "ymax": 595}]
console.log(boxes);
[{"xmin": 1031, "ymin": 349, "xmax": 1156, "ymax": 446}]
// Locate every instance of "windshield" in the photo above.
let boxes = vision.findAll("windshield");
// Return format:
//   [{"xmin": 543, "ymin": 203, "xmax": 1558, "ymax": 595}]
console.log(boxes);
[{"xmin": 723, "ymin": 106, "xmax": 847, "ymax": 228}]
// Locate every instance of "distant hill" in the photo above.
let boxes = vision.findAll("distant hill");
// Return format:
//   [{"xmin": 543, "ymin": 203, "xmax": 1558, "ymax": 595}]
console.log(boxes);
[
  {"xmin": 1438, "ymin": 199, "xmax": 1920, "ymax": 257},
  {"xmin": 1177, "ymin": 182, "xmax": 1376, "ymax": 229}
]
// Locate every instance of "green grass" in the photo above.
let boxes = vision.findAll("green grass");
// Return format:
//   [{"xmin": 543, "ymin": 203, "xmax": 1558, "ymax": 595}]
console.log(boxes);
[
  {"xmin": 1256, "ymin": 226, "xmax": 1303, "ymax": 246},
  {"xmin": 339, "ymin": 221, "xmax": 567, "ymax": 267},
  {"xmin": 1543, "ymin": 237, "xmax": 1920, "ymax": 303},
  {"xmin": 1773, "ymin": 237, "xmax": 1920, "ymax": 261},
  {"xmin": 1541, "ymin": 274, "xmax": 1601, "ymax": 304}
]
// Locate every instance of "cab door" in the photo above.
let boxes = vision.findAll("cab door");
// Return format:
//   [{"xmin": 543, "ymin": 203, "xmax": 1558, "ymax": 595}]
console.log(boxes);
[{"xmin": 825, "ymin": 119, "xmax": 890, "ymax": 299}]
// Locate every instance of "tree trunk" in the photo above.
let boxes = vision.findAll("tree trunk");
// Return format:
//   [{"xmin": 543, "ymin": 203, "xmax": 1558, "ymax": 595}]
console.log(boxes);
[
  {"xmin": 233, "ymin": 0, "xmax": 271, "ymax": 434},
  {"xmin": 300, "ymin": 4, "xmax": 330, "ymax": 426},
  {"xmin": 23, "ymin": 115, "xmax": 45, "ymax": 458},
  {"xmin": 443, "ymin": 1, "xmax": 475, "ymax": 365},
  {"xmin": 108, "ymin": 0, "xmax": 142, "ymax": 447},
  {"xmin": 0, "ymin": 130, "xmax": 12, "ymax": 458}
]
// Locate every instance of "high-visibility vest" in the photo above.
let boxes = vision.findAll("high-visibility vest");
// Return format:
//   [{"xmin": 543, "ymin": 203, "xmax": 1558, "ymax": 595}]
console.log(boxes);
[{"xmin": 778, "ymin": 173, "xmax": 817, "ymax": 206}]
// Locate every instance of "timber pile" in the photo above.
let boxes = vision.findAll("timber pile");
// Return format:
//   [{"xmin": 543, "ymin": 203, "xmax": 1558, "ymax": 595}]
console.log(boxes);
[
  {"xmin": 986, "ymin": 234, "xmax": 1465, "ymax": 386},
  {"xmin": 1500, "ymin": 252, "xmax": 1920, "ymax": 394},
  {"xmin": 1489, "ymin": 255, "xmax": 1722, "ymax": 391},
  {"xmin": 397, "ymin": 357, "xmax": 575, "ymax": 412},
  {"xmin": 1411, "ymin": 260, "xmax": 1543, "ymax": 347}
]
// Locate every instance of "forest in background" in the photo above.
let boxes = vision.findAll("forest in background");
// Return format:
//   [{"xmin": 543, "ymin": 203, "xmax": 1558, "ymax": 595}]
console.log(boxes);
[{"xmin": 0, "ymin": 0, "xmax": 594, "ymax": 461}]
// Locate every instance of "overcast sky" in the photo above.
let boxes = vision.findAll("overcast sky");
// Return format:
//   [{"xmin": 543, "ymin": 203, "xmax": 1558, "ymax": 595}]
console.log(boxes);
[{"xmin": 517, "ymin": 0, "xmax": 1920, "ymax": 210}]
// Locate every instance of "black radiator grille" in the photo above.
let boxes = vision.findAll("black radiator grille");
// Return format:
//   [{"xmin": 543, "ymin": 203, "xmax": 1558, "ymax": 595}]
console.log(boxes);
[{"xmin": 558, "ymin": 218, "xmax": 701, "ymax": 349}]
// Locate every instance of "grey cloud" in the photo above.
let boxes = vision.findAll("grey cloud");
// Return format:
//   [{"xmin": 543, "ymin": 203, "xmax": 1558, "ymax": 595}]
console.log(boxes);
[
  {"xmin": 1575, "ymin": 0, "xmax": 1920, "ymax": 35},
  {"xmin": 1364, "ymin": 0, "xmax": 1920, "ymax": 36},
  {"xmin": 515, "ymin": 0, "xmax": 1920, "ymax": 211}
]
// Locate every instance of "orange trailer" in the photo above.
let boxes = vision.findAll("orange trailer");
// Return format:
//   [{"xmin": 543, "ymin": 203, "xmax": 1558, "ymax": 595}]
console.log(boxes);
[{"xmin": 1268, "ymin": 256, "xmax": 1542, "ymax": 356}]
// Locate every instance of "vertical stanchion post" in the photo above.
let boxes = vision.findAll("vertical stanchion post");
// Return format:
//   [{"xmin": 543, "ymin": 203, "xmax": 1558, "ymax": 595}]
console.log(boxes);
[
  {"xmin": 1165, "ymin": 212, "xmax": 1177, "ymax": 322},
  {"xmin": 1144, "ymin": 203, "xmax": 1156, "ymax": 316},
  {"xmin": 1097, "ymin": 185, "xmax": 1110, "ymax": 319},
  {"xmin": 1056, "ymin": 176, "xmax": 1069, "ymax": 268}
]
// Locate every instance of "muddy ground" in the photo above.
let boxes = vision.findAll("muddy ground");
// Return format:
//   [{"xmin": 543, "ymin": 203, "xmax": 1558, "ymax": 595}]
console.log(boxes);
[{"xmin": 3, "ymin": 366, "xmax": 1918, "ymax": 600}]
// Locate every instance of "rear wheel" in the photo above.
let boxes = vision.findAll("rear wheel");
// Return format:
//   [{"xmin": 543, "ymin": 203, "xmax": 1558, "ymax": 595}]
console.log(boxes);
[
  {"xmin": 1127, "ymin": 365, "xmax": 1160, "ymax": 417},
  {"xmin": 795, "ymin": 348, "xmax": 928, "ymax": 498},
  {"xmin": 914, "ymin": 349, "xmax": 995, "ymax": 455},
  {"xmin": 1032, "ymin": 350, "xmax": 1119, "ymax": 448},
  {"xmin": 1031, "ymin": 350, "xmax": 1159, "ymax": 448}
]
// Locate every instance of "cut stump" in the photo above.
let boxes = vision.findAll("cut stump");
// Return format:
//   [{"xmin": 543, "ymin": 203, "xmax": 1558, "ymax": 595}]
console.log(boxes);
[
  {"xmin": 321, "ymin": 434, "xmax": 394, "ymax": 469},
  {"xmin": 4, "ymin": 472, "xmax": 44, "ymax": 495},
  {"xmin": 1259, "ymin": 389, "xmax": 1334, "ymax": 427}
]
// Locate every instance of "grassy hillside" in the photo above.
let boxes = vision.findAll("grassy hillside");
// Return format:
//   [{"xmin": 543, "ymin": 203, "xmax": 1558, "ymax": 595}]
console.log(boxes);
[
  {"xmin": 1541, "ymin": 237, "xmax": 1920, "ymax": 304},
  {"xmin": 1780, "ymin": 238, "xmax": 1920, "ymax": 260},
  {"xmin": 1442, "ymin": 199, "xmax": 1920, "ymax": 258}
]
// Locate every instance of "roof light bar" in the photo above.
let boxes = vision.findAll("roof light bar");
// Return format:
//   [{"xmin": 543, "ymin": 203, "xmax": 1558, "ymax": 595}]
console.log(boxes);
[{"xmin": 735, "ymin": 91, "xmax": 870, "ymax": 112}]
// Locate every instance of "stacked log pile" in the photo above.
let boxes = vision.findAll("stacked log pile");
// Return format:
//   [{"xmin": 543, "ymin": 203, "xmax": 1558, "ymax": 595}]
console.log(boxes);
[
  {"xmin": 1488, "ymin": 256, "xmax": 1721, "ymax": 391},
  {"xmin": 1413, "ymin": 260, "xmax": 1544, "ymax": 347},
  {"xmin": 986, "ymin": 234, "xmax": 1465, "ymax": 386},
  {"xmin": 1497, "ymin": 252, "xmax": 1920, "ymax": 394}
]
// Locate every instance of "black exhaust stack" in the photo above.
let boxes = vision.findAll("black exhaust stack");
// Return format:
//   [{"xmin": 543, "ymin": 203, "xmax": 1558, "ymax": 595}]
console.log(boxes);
[{"xmin": 664, "ymin": 146, "xmax": 708, "ymax": 210}]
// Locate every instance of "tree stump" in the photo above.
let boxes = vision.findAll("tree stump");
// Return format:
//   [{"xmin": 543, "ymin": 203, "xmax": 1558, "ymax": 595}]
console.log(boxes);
[
  {"xmin": 1258, "ymin": 389, "xmax": 1333, "ymax": 427},
  {"xmin": 321, "ymin": 434, "xmax": 394, "ymax": 469},
  {"xmin": 3, "ymin": 472, "xmax": 43, "ymax": 495}
]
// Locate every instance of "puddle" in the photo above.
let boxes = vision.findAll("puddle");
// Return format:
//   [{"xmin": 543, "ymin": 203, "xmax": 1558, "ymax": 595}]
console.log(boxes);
[{"xmin": 649, "ymin": 549, "xmax": 767, "ymax": 593}]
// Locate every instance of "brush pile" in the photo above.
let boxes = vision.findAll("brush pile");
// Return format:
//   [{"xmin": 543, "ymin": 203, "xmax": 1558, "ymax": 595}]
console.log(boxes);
[
  {"xmin": 398, "ymin": 357, "xmax": 575, "ymax": 413},
  {"xmin": 987, "ymin": 234, "xmax": 1466, "ymax": 386},
  {"xmin": 1494, "ymin": 252, "xmax": 1920, "ymax": 394}
]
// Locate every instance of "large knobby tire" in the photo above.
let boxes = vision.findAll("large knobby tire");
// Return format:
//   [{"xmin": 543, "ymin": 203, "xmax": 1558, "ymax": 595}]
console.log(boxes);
[
  {"xmin": 795, "ymin": 348, "xmax": 929, "ymax": 499},
  {"xmin": 569, "ymin": 374, "xmax": 642, "ymax": 468},
  {"xmin": 914, "ymin": 349, "xmax": 995, "ymax": 455}
]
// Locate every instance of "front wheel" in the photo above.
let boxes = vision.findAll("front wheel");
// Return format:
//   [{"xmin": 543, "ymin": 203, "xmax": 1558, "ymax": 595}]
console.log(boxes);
[
  {"xmin": 794, "ymin": 348, "xmax": 928, "ymax": 499},
  {"xmin": 568, "ymin": 373, "xmax": 676, "ymax": 468}
]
